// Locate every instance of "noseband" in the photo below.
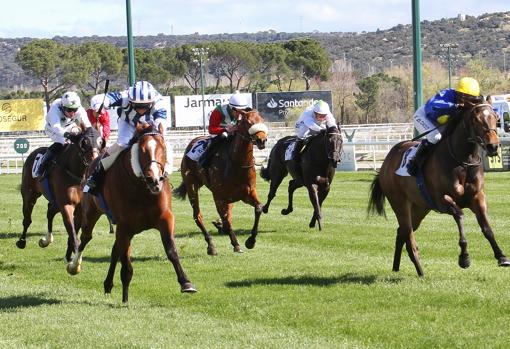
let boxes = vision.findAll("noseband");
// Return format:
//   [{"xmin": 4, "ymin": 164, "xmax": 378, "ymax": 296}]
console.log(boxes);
[{"xmin": 137, "ymin": 132, "xmax": 169, "ymax": 190}]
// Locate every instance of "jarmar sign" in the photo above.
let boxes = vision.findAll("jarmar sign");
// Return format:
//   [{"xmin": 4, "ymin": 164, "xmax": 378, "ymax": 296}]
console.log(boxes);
[{"xmin": 255, "ymin": 91, "xmax": 332, "ymax": 122}]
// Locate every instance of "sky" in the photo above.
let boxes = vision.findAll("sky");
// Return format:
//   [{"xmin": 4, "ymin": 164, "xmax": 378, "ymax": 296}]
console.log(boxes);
[{"xmin": 0, "ymin": 0, "xmax": 508, "ymax": 39}]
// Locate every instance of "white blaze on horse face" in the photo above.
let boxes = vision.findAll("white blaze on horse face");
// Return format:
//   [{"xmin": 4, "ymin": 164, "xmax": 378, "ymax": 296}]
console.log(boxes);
[{"xmin": 147, "ymin": 138, "xmax": 161, "ymax": 178}]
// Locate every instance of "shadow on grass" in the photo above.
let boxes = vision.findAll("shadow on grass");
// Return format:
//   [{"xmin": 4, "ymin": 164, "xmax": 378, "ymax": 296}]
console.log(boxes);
[
  {"xmin": 0, "ymin": 232, "xmax": 44, "ymax": 240},
  {"xmin": 225, "ymin": 273, "xmax": 380, "ymax": 288},
  {"xmin": 0, "ymin": 295, "xmax": 61, "ymax": 310},
  {"xmin": 80, "ymin": 255, "xmax": 166, "ymax": 263}
]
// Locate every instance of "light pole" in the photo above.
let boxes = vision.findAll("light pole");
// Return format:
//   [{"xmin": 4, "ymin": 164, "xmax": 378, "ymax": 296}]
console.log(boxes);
[
  {"xmin": 192, "ymin": 47, "xmax": 209, "ymax": 134},
  {"xmin": 440, "ymin": 43, "xmax": 457, "ymax": 88}
]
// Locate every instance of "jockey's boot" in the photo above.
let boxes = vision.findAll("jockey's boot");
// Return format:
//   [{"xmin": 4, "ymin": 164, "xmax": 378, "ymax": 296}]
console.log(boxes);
[
  {"xmin": 83, "ymin": 162, "xmax": 105, "ymax": 195},
  {"xmin": 199, "ymin": 135, "xmax": 224, "ymax": 169},
  {"xmin": 37, "ymin": 143, "xmax": 63, "ymax": 180},
  {"xmin": 293, "ymin": 138, "xmax": 306, "ymax": 163},
  {"xmin": 407, "ymin": 140, "xmax": 431, "ymax": 177}
]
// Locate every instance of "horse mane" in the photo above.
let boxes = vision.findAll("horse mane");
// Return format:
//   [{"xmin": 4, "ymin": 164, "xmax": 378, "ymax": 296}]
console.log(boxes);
[{"xmin": 128, "ymin": 123, "xmax": 160, "ymax": 146}]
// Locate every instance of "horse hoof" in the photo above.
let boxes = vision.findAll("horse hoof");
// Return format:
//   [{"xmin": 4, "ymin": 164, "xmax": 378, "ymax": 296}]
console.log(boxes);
[
  {"xmin": 498, "ymin": 258, "xmax": 510, "ymax": 267},
  {"xmin": 181, "ymin": 283, "xmax": 197, "ymax": 293},
  {"xmin": 207, "ymin": 247, "xmax": 218, "ymax": 256},
  {"xmin": 281, "ymin": 208, "xmax": 292, "ymax": 215},
  {"xmin": 262, "ymin": 205, "xmax": 268, "ymax": 214},
  {"xmin": 66, "ymin": 263, "xmax": 81, "ymax": 275},
  {"xmin": 16, "ymin": 239, "xmax": 26, "ymax": 249},
  {"xmin": 234, "ymin": 246, "xmax": 244, "ymax": 253},
  {"xmin": 38, "ymin": 239, "xmax": 50, "ymax": 248},
  {"xmin": 458, "ymin": 256, "xmax": 471, "ymax": 269},
  {"xmin": 245, "ymin": 238, "xmax": 256, "ymax": 249}
]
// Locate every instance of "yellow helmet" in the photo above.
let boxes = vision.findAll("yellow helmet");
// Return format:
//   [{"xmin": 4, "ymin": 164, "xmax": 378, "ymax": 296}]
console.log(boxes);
[{"xmin": 456, "ymin": 77, "xmax": 480, "ymax": 97}]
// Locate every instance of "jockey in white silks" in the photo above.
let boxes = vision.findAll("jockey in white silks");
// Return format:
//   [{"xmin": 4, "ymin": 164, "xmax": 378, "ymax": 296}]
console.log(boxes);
[
  {"xmin": 83, "ymin": 80, "xmax": 168, "ymax": 194},
  {"xmin": 37, "ymin": 91, "xmax": 91, "ymax": 178},
  {"xmin": 292, "ymin": 100, "xmax": 338, "ymax": 162}
]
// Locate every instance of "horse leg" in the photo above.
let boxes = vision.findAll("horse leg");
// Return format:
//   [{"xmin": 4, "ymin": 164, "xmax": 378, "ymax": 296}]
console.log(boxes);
[
  {"xmin": 243, "ymin": 193, "xmax": 263, "ymax": 250},
  {"xmin": 470, "ymin": 194, "xmax": 510, "ymax": 267},
  {"xmin": 443, "ymin": 195, "xmax": 470, "ymax": 268},
  {"xmin": 390, "ymin": 201, "xmax": 424, "ymax": 276},
  {"xmin": 281, "ymin": 179, "xmax": 302, "ymax": 215},
  {"xmin": 187, "ymin": 181, "xmax": 217, "ymax": 256},
  {"xmin": 38, "ymin": 202, "xmax": 58, "ymax": 248},
  {"xmin": 306, "ymin": 183, "xmax": 322, "ymax": 230},
  {"xmin": 59, "ymin": 204, "xmax": 79, "ymax": 263},
  {"xmin": 67, "ymin": 202, "xmax": 102, "ymax": 275},
  {"xmin": 262, "ymin": 170, "xmax": 286, "ymax": 214},
  {"xmin": 16, "ymin": 188, "xmax": 41, "ymax": 249},
  {"xmin": 159, "ymin": 212, "xmax": 196, "ymax": 293},
  {"xmin": 215, "ymin": 200, "xmax": 241, "ymax": 253},
  {"xmin": 117, "ymin": 232, "xmax": 134, "ymax": 304},
  {"xmin": 103, "ymin": 240, "xmax": 120, "ymax": 296}
]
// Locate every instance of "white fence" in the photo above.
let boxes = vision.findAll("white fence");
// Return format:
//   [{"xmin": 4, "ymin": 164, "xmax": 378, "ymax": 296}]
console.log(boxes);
[{"xmin": 0, "ymin": 123, "xmax": 414, "ymax": 174}]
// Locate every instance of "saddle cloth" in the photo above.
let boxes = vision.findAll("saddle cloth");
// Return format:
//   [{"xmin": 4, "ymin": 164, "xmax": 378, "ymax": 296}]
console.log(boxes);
[
  {"xmin": 186, "ymin": 137, "xmax": 213, "ymax": 162},
  {"xmin": 31, "ymin": 153, "xmax": 44, "ymax": 178},
  {"xmin": 284, "ymin": 141, "xmax": 296, "ymax": 161},
  {"xmin": 395, "ymin": 144, "xmax": 419, "ymax": 177}
]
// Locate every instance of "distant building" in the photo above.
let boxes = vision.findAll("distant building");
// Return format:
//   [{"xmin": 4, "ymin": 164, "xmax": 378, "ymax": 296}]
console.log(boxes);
[{"xmin": 458, "ymin": 14, "xmax": 466, "ymax": 21}]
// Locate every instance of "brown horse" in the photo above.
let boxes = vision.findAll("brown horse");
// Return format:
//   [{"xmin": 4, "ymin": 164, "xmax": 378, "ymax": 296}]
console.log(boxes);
[
  {"xmin": 368, "ymin": 102, "xmax": 510, "ymax": 276},
  {"xmin": 173, "ymin": 109, "xmax": 268, "ymax": 255},
  {"xmin": 260, "ymin": 126, "xmax": 343, "ymax": 230},
  {"xmin": 16, "ymin": 127, "xmax": 103, "ymax": 262},
  {"xmin": 67, "ymin": 123, "xmax": 195, "ymax": 303}
]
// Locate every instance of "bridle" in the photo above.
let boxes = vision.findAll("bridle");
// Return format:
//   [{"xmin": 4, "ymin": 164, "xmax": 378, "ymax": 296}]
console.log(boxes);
[
  {"xmin": 137, "ymin": 131, "xmax": 168, "ymax": 190},
  {"xmin": 446, "ymin": 103, "xmax": 497, "ymax": 167}
]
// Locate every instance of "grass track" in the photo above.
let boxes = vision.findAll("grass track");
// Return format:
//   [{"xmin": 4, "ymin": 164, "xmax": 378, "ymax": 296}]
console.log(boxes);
[{"xmin": 1, "ymin": 172, "xmax": 510, "ymax": 348}]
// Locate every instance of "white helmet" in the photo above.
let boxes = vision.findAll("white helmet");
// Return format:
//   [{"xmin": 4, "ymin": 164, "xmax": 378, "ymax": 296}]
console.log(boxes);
[
  {"xmin": 61, "ymin": 91, "xmax": 81, "ymax": 109},
  {"xmin": 128, "ymin": 80, "xmax": 158, "ymax": 104},
  {"xmin": 90, "ymin": 94, "xmax": 105, "ymax": 112},
  {"xmin": 228, "ymin": 91, "xmax": 249, "ymax": 110},
  {"xmin": 313, "ymin": 100, "xmax": 330, "ymax": 115}
]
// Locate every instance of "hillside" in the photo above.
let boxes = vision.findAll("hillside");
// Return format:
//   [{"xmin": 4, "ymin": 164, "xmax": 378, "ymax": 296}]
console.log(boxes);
[{"xmin": 1, "ymin": 11, "xmax": 509, "ymax": 90}]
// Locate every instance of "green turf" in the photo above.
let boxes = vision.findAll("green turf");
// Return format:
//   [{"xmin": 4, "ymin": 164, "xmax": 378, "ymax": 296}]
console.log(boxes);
[{"xmin": 1, "ymin": 171, "xmax": 510, "ymax": 348}]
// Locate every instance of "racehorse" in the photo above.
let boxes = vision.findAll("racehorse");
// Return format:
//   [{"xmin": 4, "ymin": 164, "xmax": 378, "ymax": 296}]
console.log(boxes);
[
  {"xmin": 368, "ymin": 101, "xmax": 510, "ymax": 276},
  {"xmin": 67, "ymin": 123, "xmax": 196, "ymax": 303},
  {"xmin": 16, "ymin": 127, "xmax": 103, "ymax": 262},
  {"xmin": 173, "ymin": 109, "xmax": 268, "ymax": 255},
  {"xmin": 260, "ymin": 126, "xmax": 343, "ymax": 230}
]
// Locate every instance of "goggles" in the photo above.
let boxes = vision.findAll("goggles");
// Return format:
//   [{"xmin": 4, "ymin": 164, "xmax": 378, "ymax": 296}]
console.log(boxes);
[
  {"xmin": 132, "ymin": 102, "xmax": 152, "ymax": 110},
  {"xmin": 63, "ymin": 106, "xmax": 79, "ymax": 113}
]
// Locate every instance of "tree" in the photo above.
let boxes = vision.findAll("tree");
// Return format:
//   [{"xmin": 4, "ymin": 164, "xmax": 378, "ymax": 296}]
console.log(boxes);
[
  {"xmin": 283, "ymin": 38, "xmax": 331, "ymax": 90},
  {"xmin": 15, "ymin": 39, "xmax": 67, "ymax": 111}
]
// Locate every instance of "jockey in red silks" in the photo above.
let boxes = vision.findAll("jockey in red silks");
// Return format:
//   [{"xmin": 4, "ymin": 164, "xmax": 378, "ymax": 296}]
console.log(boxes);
[
  {"xmin": 37, "ymin": 91, "xmax": 91, "ymax": 178},
  {"xmin": 86, "ymin": 94, "xmax": 111, "ymax": 142},
  {"xmin": 199, "ymin": 91, "xmax": 250, "ymax": 168},
  {"xmin": 84, "ymin": 80, "xmax": 168, "ymax": 194}
]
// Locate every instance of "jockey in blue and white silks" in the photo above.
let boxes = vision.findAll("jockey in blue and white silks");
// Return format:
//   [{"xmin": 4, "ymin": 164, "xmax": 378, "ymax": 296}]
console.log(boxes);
[
  {"xmin": 407, "ymin": 77, "xmax": 481, "ymax": 176},
  {"xmin": 84, "ymin": 80, "xmax": 168, "ymax": 194},
  {"xmin": 37, "ymin": 91, "xmax": 91, "ymax": 178}
]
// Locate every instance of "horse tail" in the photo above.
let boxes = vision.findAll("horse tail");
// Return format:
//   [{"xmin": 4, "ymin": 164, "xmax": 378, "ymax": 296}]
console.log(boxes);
[
  {"xmin": 173, "ymin": 181, "xmax": 187, "ymax": 200},
  {"xmin": 367, "ymin": 173, "xmax": 386, "ymax": 218},
  {"xmin": 260, "ymin": 163, "xmax": 271, "ymax": 181}
]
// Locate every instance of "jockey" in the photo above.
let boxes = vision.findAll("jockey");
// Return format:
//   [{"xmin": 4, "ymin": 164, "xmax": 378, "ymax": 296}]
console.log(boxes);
[
  {"xmin": 84, "ymin": 80, "xmax": 168, "ymax": 194},
  {"xmin": 87, "ymin": 94, "xmax": 111, "ymax": 142},
  {"xmin": 37, "ymin": 91, "xmax": 91, "ymax": 178},
  {"xmin": 199, "ymin": 91, "xmax": 250, "ymax": 168},
  {"xmin": 292, "ymin": 100, "xmax": 337, "ymax": 162},
  {"xmin": 407, "ymin": 76, "xmax": 482, "ymax": 176}
]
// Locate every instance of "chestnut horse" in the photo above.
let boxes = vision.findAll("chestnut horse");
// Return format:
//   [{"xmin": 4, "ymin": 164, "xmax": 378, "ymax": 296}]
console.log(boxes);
[
  {"xmin": 173, "ymin": 109, "xmax": 268, "ymax": 255},
  {"xmin": 368, "ymin": 102, "xmax": 510, "ymax": 276},
  {"xmin": 67, "ymin": 123, "xmax": 195, "ymax": 303},
  {"xmin": 16, "ymin": 127, "xmax": 103, "ymax": 262},
  {"xmin": 260, "ymin": 126, "xmax": 343, "ymax": 230}
]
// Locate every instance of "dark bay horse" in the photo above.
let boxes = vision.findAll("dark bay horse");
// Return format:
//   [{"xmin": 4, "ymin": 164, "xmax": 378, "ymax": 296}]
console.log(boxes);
[
  {"xmin": 16, "ymin": 127, "xmax": 103, "ymax": 262},
  {"xmin": 67, "ymin": 123, "xmax": 196, "ymax": 303},
  {"xmin": 368, "ymin": 102, "xmax": 510, "ymax": 276},
  {"xmin": 260, "ymin": 126, "xmax": 343, "ymax": 230},
  {"xmin": 173, "ymin": 109, "xmax": 268, "ymax": 255}
]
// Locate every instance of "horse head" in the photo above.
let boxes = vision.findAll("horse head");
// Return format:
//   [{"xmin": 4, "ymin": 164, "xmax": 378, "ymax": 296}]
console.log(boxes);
[
  {"xmin": 236, "ymin": 109, "xmax": 268, "ymax": 150},
  {"xmin": 134, "ymin": 122, "xmax": 168, "ymax": 194},
  {"xmin": 325, "ymin": 125, "xmax": 343, "ymax": 165},
  {"xmin": 67, "ymin": 127, "xmax": 104, "ymax": 166},
  {"xmin": 461, "ymin": 102, "xmax": 500, "ymax": 156}
]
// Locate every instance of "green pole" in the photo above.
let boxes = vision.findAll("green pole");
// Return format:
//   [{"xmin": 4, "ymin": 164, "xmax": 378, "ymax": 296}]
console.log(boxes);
[
  {"xmin": 412, "ymin": 0, "xmax": 422, "ymax": 137},
  {"xmin": 126, "ymin": 0, "xmax": 135, "ymax": 85},
  {"xmin": 199, "ymin": 54, "xmax": 206, "ymax": 134}
]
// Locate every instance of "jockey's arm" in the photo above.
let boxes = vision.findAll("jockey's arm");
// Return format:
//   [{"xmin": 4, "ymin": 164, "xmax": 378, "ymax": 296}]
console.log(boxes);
[{"xmin": 208, "ymin": 109, "xmax": 226, "ymax": 135}]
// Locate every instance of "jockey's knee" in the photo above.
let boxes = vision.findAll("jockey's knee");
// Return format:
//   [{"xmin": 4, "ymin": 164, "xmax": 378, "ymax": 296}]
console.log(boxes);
[{"xmin": 426, "ymin": 131, "xmax": 441, "ymax": 144}]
